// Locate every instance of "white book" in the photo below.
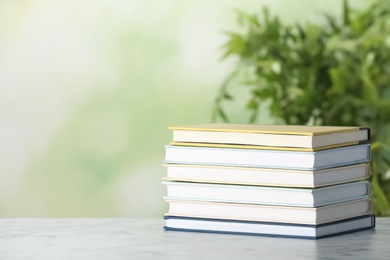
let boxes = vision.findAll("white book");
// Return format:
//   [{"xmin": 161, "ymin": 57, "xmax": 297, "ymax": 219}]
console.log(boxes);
[
  {"xmin": 163, "ymin": 163, "xmax": 370, "ymax": 188},
  {"xmin": 164, "ymin": 143, "xmax": 371, "ymax": 170},
  {"xmin": 164, "ymin": 214, "xmax": 376, "ymax": 239},
  {"xmin": 163, "ymin": 181, "xmax": 370, "ymax": 207},
  {"xmin": 165, "ymin": 198, "xmax": 372, "ymax": 225}
]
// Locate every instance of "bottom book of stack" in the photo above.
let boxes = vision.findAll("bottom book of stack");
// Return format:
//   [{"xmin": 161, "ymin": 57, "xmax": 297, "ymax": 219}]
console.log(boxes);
[{"xmin": 164, "ymin": 214, "xmax": 375, "ymax": 240}]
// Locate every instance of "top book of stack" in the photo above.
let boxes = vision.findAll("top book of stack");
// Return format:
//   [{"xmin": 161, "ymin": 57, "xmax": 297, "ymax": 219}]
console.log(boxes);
[{"xmin": 170, "ymin": 124, "xmax": 370, "ymax": 152}]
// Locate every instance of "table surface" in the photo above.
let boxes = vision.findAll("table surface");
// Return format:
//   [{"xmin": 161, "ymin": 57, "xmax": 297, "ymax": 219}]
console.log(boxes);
[{"xmin": 0, "ymin": 217, "xmax": 389, "ymax": 259}]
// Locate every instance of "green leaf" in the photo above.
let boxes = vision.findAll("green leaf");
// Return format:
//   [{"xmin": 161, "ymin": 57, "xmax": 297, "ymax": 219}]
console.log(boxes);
[
  {"xmin": 372, "ymin": 174, "xmax": 390, "ymax": 215},
  {"xmin": 343, "ymin": 0, "xmax": 351, "ymax": 26},
  {"xmin": 233, "ymin": 8, "xmax": 260, "ymax": 28},
  {"xmin": 253, "ymin": 88, "xmax": 272, "ymax": 99},
  {"xmin": 361, "ymin": 53, "xmax": 379, "ymax": 104},
  {"xmin": 223, "ymin": 93, "xmax": 233, "ymax": 100},
  {"xmin": 220, "ymin": 32, "xmax": 245, "ymax": 59},
  {"xmin": 246, "ymin": 99, "xmax": 258, "ymax": 109},
  {"xmin": 325, "ymin": 36, "xmax": 357, "ymax": 52},
  {"xmin": 382, "ymin": 145, "xmax": 390, "ymax": 164},
  {"xmin": 328, "ymin": 67, "xmax": 347, "ymax": 95},
  {"xmin": 379, "ymin": 100, "xmax": 390, "ymax": 121},
  {"xmin": 323, "ymin": 13, "xmax": 341, "ymax": 34},
  {"xmin": 371, "ymin": 141, "xmax": 382, "ymax": 152},
  {"xmin": 217, "ymin": 107, "xmax": 229, "ymax": 123}
]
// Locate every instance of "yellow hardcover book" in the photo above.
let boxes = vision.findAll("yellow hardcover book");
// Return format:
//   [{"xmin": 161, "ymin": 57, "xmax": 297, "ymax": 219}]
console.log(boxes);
[{"xmin": 169, "ymin": 124, "xmax": 370, "ymax": 151}]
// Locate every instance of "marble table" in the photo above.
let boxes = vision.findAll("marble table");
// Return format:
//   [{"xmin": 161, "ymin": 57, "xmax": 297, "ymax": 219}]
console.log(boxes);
[{"xmin": 0, "ymin": 218, "xmax": 389, "ymax": 259}]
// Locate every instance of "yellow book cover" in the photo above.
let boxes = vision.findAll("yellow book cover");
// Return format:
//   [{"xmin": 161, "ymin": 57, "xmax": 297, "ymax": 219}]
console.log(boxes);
[{"xmin": 169, "ymin": 123, "xmax": 370, "ymax": 150}]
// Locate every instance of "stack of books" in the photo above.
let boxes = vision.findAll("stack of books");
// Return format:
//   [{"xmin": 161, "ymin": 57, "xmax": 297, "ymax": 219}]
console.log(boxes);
[{"xmin": 162, "ymin": 124, "xmax": 375, "ymax": 239}]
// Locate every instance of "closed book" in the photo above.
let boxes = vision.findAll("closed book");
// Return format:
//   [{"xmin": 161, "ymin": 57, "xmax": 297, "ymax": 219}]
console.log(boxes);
[
  {"xmin": 164, "ymin": 214, "xmax": 375, "ymax": 239},
  {"xmin": 164, "ymin": 143, "xmax": 371, "ymax": 170},
  {"xmin": 170, "ymin": 124, "xmax": 370, "ymax": 151},
  {"xmin": 165, "ymin": 198, "xmax": 371, "ymax": 225},
  {"xmin": 163, "ymin": 163, "xmax": 370, "ymax": 188},
  {"xmin": 163, "ymin": 181, "xmax": 370, "ymax": 207}
]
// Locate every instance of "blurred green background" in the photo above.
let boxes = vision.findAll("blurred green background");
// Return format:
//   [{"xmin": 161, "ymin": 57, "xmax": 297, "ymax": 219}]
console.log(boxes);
[{"xmin": 0, "ymin": 0, "xmax": 365, "ymax": 217}]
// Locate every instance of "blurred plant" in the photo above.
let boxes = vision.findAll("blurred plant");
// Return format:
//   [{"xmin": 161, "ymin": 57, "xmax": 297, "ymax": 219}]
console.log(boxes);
[{"xmin": 213, "ymin": 0, "xmax": 390, "ymax": 216}]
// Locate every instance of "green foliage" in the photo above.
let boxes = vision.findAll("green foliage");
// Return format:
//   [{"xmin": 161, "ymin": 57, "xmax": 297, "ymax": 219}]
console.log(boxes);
[{"xmin": 214, "ymin": 0, "xmax": 390, "ymax": 216}]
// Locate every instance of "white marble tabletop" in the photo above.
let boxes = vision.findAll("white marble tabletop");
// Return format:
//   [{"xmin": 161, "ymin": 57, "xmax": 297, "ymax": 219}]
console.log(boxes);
[{"xmin": 0, "ymin": 217, "xmax": 388, "ymax": 259}]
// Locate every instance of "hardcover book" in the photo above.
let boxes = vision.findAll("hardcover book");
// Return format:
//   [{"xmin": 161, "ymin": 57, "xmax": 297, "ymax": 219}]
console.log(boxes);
[
  {"xmin": 164, "ymin": 214, "xmax": 375, "ymax": 239},
  {"xmin": 163, "ymin": 163, "xmax": 370, "ymax": 188},
  {"xmin": 164, "ymin": 143, "xmax": 371, "ymax": 170},
  {"xmin": 163, "ymin": 181, "xmax": 371, "ymax": 207},
  {"xmin": 170, "ymin": 124, "xmax": 370, "ymax": 151},
  {"xmin": 165, "ymin": 198, "xmax": 371, "ymax": 225}
]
